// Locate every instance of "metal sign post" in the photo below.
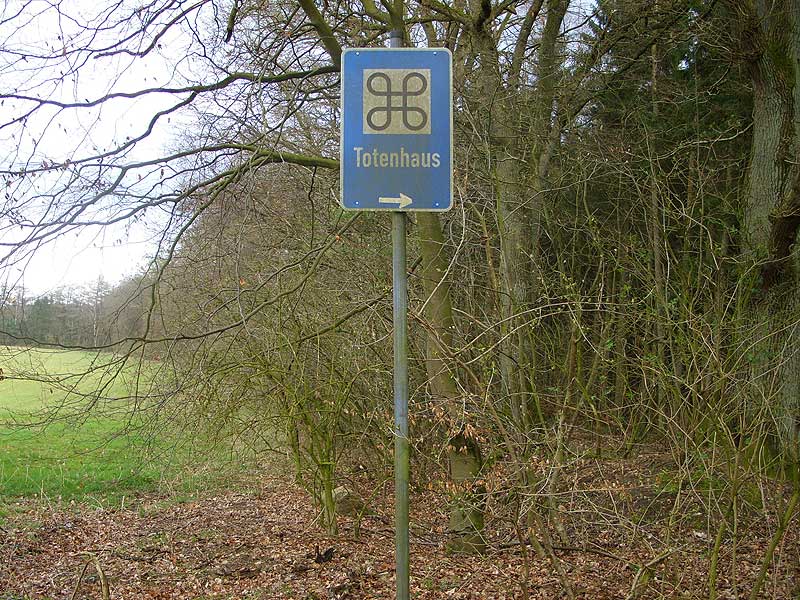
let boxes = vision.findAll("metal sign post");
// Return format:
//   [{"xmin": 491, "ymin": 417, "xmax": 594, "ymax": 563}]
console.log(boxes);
[
  {"xmin": 392, "ymin": 212, "xmax": 410, "ymax": 600},
  {"xmin": 340, "ymin": 33, "xmax": 452, "ymax": 600},
  {"xmin": 388, "ymin": 33, "xmax": 411, "ymax": 600}
]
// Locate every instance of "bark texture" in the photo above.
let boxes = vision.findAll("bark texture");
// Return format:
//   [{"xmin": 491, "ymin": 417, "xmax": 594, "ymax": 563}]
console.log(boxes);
[
  {"xmin": 733, "ymin": 0, "xmax": 800, "ymax": 449},
  {"xmin": 418, "ymin": 212, "xmax": 485, "ymax": 554}
]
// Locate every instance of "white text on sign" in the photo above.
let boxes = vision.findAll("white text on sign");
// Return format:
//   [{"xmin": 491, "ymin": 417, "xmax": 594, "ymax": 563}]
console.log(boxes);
[{"xmin": 353, "ymin": 146, "xmax": 441, "ymax": 168}]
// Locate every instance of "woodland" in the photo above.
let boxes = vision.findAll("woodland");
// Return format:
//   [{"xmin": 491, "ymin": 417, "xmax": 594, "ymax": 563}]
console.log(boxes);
[{"xmin": 1, "ymin": 0, "xmax": 800, "ymax": 598}]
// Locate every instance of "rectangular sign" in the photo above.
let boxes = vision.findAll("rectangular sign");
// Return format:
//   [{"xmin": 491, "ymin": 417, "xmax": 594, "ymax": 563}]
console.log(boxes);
[{"xmin": 340, "ymin": 48, "xmax": 453, "ymax": 211}]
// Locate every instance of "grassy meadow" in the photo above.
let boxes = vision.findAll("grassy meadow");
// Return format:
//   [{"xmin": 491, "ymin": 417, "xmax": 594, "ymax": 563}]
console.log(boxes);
[{"xmin": 0, "ymin": 347, "xmax": 229, "ymax": 507}]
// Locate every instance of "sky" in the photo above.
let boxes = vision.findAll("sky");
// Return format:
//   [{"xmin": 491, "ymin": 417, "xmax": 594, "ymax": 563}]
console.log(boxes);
[
  {"xmin": 0, "ymin": 1, "xmax": 199, "ymax": 296},
  {"xmin": 13, "ymin": 222, "xmax": 153, "ymax": 294}
]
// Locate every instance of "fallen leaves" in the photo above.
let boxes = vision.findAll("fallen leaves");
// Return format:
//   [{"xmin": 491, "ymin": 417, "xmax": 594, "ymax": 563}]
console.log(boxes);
[{"xmin": 0, "ymin": 463, "xmax": 797, "ymax": 599}]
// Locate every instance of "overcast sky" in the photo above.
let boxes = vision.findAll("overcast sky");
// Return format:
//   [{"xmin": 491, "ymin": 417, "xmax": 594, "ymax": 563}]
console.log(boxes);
[{"xmin": 1, "ymin": 1, "xmax": 201, "ymax": 296}]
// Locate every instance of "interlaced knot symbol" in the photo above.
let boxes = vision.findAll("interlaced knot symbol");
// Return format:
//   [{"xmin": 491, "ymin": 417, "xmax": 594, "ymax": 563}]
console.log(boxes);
[{"xmin": 366, "ymin": 71, "xmax": 428, "ymax": 132}]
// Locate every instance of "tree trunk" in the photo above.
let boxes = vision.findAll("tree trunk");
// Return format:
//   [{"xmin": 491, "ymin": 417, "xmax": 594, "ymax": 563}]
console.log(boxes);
[
  {"xmin": 417, "ymin": 212, "xmax": 485, "ymax": 553},
  {"xmin": 492, "ymin": 0, "xmax": 568, "ymax": 425},
  {"xmin": 732, "ymin": 0, "xmax": 800, "ymax": 451}
]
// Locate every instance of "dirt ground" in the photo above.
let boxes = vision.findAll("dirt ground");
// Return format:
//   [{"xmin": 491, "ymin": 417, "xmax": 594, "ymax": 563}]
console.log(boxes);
[{"xmin": 1, "ymin": 462, "xmax": 798, "ymax": 599}]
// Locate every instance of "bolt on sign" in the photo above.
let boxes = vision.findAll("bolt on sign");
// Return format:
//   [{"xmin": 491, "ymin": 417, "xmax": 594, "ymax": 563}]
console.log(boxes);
[{"xmin": 340, "ymin": 48, "xmax": 453, "ymax": 211}]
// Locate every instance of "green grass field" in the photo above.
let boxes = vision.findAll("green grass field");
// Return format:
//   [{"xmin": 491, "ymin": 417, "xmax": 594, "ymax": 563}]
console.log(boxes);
[{"xmin": 0, "ymin": 347, "xmax": 224, "ymax": 506}]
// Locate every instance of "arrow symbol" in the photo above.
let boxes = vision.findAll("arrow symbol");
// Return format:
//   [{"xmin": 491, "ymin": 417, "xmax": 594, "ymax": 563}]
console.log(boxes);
[{"xmin": 378, "ymin": 193, "xmax": 413, "ymax": 209}]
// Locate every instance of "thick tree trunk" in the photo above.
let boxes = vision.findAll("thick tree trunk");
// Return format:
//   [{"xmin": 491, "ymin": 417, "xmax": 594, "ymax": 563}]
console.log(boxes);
[
  {"xmin": 418, "ymin": 213, "xmax": 485, "ymax": 553},
  {"xmin": 493, "ymin": 0, "xmax": 568, "ymax": 425},
  {"xmin": 733, "ymin": 0, "xmax": 800, "ymax": 450},
  {"xmin": 415, "ymin": 16, "xmax": 486, "ymax": 555},
  {"xmin": 464, "ymin": 0, "xmax": 534, "ymax": 423}
]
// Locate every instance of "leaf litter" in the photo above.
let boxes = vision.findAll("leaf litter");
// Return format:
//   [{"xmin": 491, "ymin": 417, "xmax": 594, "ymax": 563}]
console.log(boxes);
[{"xmin": 1, "ymin": 464, "xmax": 798, "ymax": 599}]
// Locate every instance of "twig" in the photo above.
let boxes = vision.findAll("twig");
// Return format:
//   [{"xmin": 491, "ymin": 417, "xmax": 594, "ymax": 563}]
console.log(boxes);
[
  {"xmin": 69, "ymin": 561, "xmax": 92, "ymax": 600},
  {"xmin": 748, "ymin": 487, "xmax": 799, "ymax": 600},
  {"xmin": 70, "ymin": 551, "xmax": 111, "ymax": 600},
  {"xmin": 624, "ymin": 548, "xmax": 679, "ymax": 600},
  {"xmin": 498, "ymin": 539, "xmax": 635, "ymax": 565}
]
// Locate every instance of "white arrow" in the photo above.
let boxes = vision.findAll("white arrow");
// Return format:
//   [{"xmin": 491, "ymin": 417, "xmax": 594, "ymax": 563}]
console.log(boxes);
[{"xmin": 378, "ymin": 193, "xmax": 413, "ymax": 209}]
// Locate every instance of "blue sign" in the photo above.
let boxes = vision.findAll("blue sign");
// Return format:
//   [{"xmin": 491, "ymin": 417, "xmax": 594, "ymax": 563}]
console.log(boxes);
[{"xmin": 340, "ymin": 48, "xmax": 452, "ymax": 211}]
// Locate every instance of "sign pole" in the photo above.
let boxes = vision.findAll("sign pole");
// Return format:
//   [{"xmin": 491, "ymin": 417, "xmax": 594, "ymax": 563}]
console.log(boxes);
[
  {"xmin": 392, "ymin": 208, "xmax": 410, "ymax": 600},
  {"xmin": 340, "ymin": 32, "xmax": 451, "ymax": 599},
  {"xmin": 389, "ymin": 28, "xmax": 410, "ymax": 600}
]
